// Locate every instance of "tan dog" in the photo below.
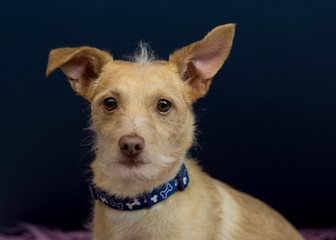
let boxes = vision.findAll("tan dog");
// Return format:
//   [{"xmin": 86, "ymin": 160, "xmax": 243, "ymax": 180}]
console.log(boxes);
[{"xmin": 46, "ymin": 24, "xmax": 303, "ymax": 240}]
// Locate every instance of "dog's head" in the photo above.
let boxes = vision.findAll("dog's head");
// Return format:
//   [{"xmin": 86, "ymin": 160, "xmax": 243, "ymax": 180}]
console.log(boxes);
[{"xmin": 46, "ymin": 24, "xmax": 235, "ymax": 191}]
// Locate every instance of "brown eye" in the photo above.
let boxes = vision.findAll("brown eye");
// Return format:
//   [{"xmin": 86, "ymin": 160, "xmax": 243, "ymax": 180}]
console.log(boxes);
[
  {"xmin": 157, "ymin": 99, "xmax": 172, "ymax": 113},
  {"xmin": 103, "ymin": 97, "xmax": 117, "ymax": 111}
]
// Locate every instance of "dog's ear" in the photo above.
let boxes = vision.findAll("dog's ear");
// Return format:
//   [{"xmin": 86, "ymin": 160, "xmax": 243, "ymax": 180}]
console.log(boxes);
[
  {"xmin": 169, "ymin": 24, "xmax": 235, "ymax": 101},
  {"xmin": 46, "ymin": 46, "xmax": 113, "ymax": 100}
]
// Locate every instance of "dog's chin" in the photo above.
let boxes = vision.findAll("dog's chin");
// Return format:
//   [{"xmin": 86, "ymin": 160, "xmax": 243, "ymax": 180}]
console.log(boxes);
[{"xmin": 99, "ymin": 149, "xmax": 174, "ymax": 180}]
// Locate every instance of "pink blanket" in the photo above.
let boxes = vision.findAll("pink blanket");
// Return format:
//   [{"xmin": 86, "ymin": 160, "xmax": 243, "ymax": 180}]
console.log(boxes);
[
  {"xmin": 0, "ymin": 223, "xmax": 335, "ymax": 240},
  {"xmin": 0, "ymin": 224, "xmax": 91, "ymax": 240}
]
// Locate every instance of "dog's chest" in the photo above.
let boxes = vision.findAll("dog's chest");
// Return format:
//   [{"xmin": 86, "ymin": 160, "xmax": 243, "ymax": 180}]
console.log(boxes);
[{"xmin": 93, "ymin": 202, "xmax": 178, "ymax": 240}]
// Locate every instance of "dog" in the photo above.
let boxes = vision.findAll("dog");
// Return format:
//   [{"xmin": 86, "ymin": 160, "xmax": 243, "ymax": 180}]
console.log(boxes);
[{"xmin": 46, "ymin": 24, "xmax": 303, "ymax": 240}]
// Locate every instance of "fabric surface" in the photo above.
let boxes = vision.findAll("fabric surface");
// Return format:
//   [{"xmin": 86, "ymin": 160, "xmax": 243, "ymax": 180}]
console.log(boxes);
[
  {"xmin": 299, "ymin": 228, "xmax": 336, "ymax": 240},
  {"xmin": 1, "ymin": 223, "xmax": 336, "ymax": 240},
  {"xmin": 0, "ymin": 224, "xmax": 91, "ymax": 240}
]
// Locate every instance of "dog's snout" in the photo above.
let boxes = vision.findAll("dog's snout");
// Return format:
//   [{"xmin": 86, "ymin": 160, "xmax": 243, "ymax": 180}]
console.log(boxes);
[{"xmin": 118, "ymin": 135, "xmax": 145, "ymax": 157}]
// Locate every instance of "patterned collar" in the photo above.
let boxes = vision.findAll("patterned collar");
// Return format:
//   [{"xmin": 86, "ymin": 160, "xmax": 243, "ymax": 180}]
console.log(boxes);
[{"xmin": 89, "ymin": 163, "xmax": 189, "ymax": 210}]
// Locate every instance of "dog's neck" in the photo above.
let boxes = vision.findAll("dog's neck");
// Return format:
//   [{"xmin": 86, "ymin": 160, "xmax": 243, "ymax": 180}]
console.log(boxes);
[
  {"xmin": 91, "ymin": 150, "xmax": 186, "ymax": 198},
  {"xmin": 89, "ymin": 163, "xmax": 189, "ymax": 210}
]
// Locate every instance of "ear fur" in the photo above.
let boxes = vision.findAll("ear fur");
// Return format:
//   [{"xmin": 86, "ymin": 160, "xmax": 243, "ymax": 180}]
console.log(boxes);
[
  {"xmin": 46, "ymin": 46, "xmax": 113, "ymax": 100},
  {"xmin": 169, "ymin": 24, "xmax": 235, "ymax": 101}
]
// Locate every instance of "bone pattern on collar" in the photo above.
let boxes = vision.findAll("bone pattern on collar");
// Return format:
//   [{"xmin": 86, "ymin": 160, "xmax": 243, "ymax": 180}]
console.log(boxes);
[{"xmin": 89, "ymin": 163, "xmax": 189, "ymax": 211}]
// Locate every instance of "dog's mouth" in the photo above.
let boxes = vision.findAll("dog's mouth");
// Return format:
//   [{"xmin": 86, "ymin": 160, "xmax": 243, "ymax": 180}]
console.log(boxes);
[{"xmin": 118, "ymin": 157, "xmax": 147, "ymax": 168}]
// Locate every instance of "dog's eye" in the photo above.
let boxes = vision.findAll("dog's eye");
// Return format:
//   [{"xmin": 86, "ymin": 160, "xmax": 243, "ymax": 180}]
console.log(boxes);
[
  {"xmin": 157, "ymin": 99, "xmax": 172, "ymax": 113},
  {"xmin": 103, "ymin": 97, "xmax": 117, "ymax": 111}
]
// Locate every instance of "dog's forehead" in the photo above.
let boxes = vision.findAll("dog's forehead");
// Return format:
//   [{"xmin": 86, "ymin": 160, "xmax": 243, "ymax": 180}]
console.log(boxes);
[{"xmin": 96, "ymin": 60, "xmax": 184, "ymax": 94}]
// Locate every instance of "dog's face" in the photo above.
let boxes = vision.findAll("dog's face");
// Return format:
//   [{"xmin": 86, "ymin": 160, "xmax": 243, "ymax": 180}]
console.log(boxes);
[
  {"xmin": 46, "ymin": 24, "xmax": 235, "ymax": 184},
  {"xmin": 89, "ymin": 60, "xmax": 194, "ymax": 179}
]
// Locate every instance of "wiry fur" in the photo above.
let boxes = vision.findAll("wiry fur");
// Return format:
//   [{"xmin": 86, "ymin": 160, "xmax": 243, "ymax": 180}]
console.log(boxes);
[
  {"xmin": 126, "ymin": 41, "xmax": 156, "ymax": 64},
  {"xmin": 46, "ymin": 24, "xmax": 304, "ymax": 240}
]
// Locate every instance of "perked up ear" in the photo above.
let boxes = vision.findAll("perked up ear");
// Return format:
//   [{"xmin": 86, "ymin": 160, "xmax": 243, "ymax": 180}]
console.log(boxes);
[
  {"xmin": 169, "ymin": 24, "xmax": 235, "ymax": 101},
  {"xmin": 46, "ymin": 46, "xmax": 113, "ymax": 100}
]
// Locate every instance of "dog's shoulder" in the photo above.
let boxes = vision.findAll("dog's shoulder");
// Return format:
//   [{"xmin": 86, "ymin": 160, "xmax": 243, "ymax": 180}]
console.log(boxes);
[{"xmin": 184, "ymin": 160, "xmax": 303, "ymax": 240}]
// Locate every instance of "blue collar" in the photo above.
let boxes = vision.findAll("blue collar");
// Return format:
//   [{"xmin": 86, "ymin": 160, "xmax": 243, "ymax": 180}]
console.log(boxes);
[{"xmin": 89, "ymin": 163, "xmax": 189, "ymax": 210}]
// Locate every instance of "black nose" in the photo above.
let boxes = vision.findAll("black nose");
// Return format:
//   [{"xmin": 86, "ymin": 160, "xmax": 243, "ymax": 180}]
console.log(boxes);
[{"xmin": 118, "ymin": 135, "xmax": 145, "ymax": 157}]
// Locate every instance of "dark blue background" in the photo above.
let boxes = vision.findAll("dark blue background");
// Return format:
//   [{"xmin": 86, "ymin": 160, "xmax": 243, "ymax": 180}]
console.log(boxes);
[{"xmin": 1, "ymin": 0, "xmax": 335, "ymax": 230}]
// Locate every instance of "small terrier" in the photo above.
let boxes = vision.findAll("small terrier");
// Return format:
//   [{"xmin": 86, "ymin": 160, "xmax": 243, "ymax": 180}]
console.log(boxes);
[{"xmin": 46, "ymin": 24, "xmax": 303, "ymax": 240}]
